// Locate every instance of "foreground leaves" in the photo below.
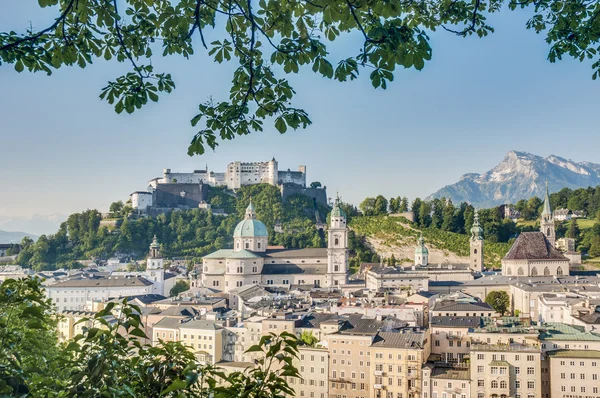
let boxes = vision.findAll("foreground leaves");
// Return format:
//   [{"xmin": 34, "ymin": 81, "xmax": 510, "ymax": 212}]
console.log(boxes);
[{"xmin": 1, "ymin": 0, "xmax": 599, "ymax": 154}]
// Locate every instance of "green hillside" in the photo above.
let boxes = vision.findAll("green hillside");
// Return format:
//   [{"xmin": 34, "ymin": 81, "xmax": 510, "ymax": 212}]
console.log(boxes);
[{"xmin": 349, "ymin": 216, "xmax": 511, "ymax": 268}]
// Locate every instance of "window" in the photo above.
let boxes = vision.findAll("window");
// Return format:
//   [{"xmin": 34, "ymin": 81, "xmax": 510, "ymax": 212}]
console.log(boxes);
[
  {"xmin": 478, "ymin": 380, "xmax": 485, "ymax": 387},
  {"xmin": 515, "ymin": 367, "xmax": 520, "ymax": 375},
  {"xmin": 527, "ymin": 381, "xmax": 534, "ymax": 389},
  {"xmin": 526, "ymin": 355, "xmax": 534, "ymax": 361},
  {"xmin": 435, "ymin": 340, "xmax": 440, "ymax": 347},
  {"xmin": 477, "ymin": 366, "xmax": 484, "ymax": 373},
  {"xmin": 500, "ymin": 381, "xmax": 507, "ymax": 389},
  {"xmin": 515, "ymin": 380, "xmax": 521, "ymax": 389},
  {"xmin": 491, "ymin": 381, "xmax": 498, "ymax": 389},
  {"xmin": 527, "ymin": 368, "xmax": 534, "ymax": 375},
  {"xmin": 477, "ymin": 354, "xmax": 484, "ymax": 360}
]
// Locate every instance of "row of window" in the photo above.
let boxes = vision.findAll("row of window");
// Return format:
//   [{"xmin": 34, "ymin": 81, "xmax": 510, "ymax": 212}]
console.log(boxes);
[
  {"xmin": 506, "ymin": 266, "xmax": 563, "ymax": 276},
  {"xmin": 477, "ymin": 380, "xmax": 535, "ymax": 389},
  {"xmin": 476, "ymin": 354, "xmax": 536, "ymax": 361},
  {"xmin": 560, "ymin": 386, "xmax": 599, "ymax": 393},
  {"xmin": 560, "ymin": 360, "xmax": 597, "ymax": 366},
  {"xmin": 560, "ymin": 373, "xmax": 599, "ymax": 380}
]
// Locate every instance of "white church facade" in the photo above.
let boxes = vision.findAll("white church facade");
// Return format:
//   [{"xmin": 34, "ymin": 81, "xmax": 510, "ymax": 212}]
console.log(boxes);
[{"xmin": 201, "ymin": 197, "xmax": 348, "ymax": 292}]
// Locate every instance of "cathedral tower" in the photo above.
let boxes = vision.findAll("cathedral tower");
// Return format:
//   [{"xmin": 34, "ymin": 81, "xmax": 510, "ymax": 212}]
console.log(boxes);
[
  {"xmin": 146, "ymin": 235, "xmax": 165, "ymax": 295},
  {"xmin": 470, "ymin": 209, "xmax": 484, "ymax": 272},
  {"xmin": 540, "ymin": 182, "xmax": 556, "ymax": 247},
  {"xmin": 326, "ymin": 195, "xmax": 348, "ymax": 287},
  {"xmin": 414, "ymin": 235, "xmax": 429, "ymax": 266}
]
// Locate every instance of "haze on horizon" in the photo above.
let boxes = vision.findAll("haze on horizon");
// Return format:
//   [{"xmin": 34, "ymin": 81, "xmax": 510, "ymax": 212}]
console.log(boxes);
[{"xmin": 1, "ymin": 2, "xmax": 599, "ymax": 236}]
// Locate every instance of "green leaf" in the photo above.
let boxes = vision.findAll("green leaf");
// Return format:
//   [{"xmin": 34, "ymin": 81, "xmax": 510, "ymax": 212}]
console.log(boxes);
[
  {"xmin": 160, "ymin": 379, "xmax": 187, "ymax": 396},
  {"xmin": 14, "ymin": 61, "xmax": 24, "ymax": 73},
  {"xmin": 274, "ymin": 117, "xmax": 287, "ymax": 134}
]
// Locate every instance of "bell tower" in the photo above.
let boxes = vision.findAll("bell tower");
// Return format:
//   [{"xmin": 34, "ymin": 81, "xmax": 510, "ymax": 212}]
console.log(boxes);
[
  {"xmin": 146, "ymin": 235, "xmax": 165, "ymax": 295},
  {"xmin": 470, "ymin": 209, "xmax": 484, "ymax": 272},
  {"xmin": 540, "ymin": 182, "xmax": 556, "ymax": 247},
  {"xmin": 326, "ymin": 194, "xmax": 348, "ymax": 287}
]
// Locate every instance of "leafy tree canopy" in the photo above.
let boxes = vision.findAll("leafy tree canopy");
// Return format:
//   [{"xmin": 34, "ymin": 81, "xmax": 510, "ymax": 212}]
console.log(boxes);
[
  {"xmin": 485, "ymin": 290, "xmax": 510, "ymax": 315},
  {"xmin": 170, "ymin": 280, "xmax": 191, "ymax": 296},
  {"xmin": 2, "ymin": 0, "xmax": 599, "ymax": 155}
]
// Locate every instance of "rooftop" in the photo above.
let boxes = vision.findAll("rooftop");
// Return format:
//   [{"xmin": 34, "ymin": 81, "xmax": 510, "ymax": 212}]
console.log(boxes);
[
  {"xmin": 370, "ymin": 331, "xmax": 425, "ymax": 349},
  {"xmin": 49, "ymin": 275, "xmax": 153, "ymax": 288},
  {"xmin": 432, "ymin": 300, "xmax": 494, "ymax": 313},
  {"xmin": 547, "ymin": 349, "xmax": 600, "ymax": 359},
  {"xmin": 430, "ymin": 316, "xmax": 482, "ymax": 328},
  {"xmin": 504, "ymin": 232, "xmax": 569, "ymax": 261}
]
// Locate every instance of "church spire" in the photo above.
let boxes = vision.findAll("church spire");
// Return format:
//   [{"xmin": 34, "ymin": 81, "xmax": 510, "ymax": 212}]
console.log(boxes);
[
  {"xmin": 470, "ymin": 209, "xmax": 483, "ymax": 240},
  {"xmin": 245, "ymin": 198, "xmax": 256, "ymax": 220},
  {"xmin": 542, "ymin": 181, "xmax": 552, "ymax": 216}
]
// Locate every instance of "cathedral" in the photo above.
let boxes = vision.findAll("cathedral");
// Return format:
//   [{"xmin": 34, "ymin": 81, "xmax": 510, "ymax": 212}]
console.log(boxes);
[
  {"xmin": 501, "ymin": 183, "xmax": 570, "ymax": 277},
  {"xmin": 200, "ymin": 197, "xmax": 349, "ymax": 292}
]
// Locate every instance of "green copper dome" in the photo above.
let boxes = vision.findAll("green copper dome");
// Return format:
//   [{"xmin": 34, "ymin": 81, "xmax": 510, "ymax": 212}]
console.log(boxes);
[
  {"xmin": 233, "ymin": 201, "xmax": 268, "ymax": 238},
  {"xmin": 233, "ymin": 219, "xmax": 268, "ymax": 238},
  {"xmin": 470, "ymin": 210, "xmax": 483, "ymax": 240},
  {"xmin": 414, "ymin": 235, "xmax": 429, "ymax": 255}
]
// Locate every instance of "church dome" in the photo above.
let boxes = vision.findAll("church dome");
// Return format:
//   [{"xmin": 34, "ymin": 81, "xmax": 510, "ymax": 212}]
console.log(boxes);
[
  {"xmin": 233, "ymin": 218, "xmax": 268, "ymax": 238},
  {"xmin": 414, "ymin": 235, "xmax": 429, "ymax": 255},
  {"xmin": 233, "ymin": 201, "xmax": 268, "ymax": 238}
]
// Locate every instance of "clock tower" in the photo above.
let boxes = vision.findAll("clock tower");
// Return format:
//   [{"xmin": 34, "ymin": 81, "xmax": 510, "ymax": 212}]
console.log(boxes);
[{"xmin": 326, "ymin": 194, "xmax": 348, "ymax": 287}]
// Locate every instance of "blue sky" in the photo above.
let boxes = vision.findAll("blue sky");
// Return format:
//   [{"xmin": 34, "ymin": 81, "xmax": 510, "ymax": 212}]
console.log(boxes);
[{"xmin": 1, "ymin": 2, "xmax": 599, "ymax": 234}]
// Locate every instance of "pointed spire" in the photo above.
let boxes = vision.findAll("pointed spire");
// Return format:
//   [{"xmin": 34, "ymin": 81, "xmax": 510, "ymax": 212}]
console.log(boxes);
[
  {"xmin": 245, "ymin": 197, "xmax": 256, "ymax": 219},
  {"xmin": 542, "ymin": 181, "xmax": 552, "ymax": 216},
  {"xmin": 470, "ymin": 209, "xmax": 483, "ymax": 240}
]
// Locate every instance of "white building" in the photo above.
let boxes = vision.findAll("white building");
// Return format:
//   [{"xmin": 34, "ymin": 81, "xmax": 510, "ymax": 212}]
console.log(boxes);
[
  {"xmin": 201, "ymin": 196, "xmax": 348, "ymax": 292},
  {"xmin": 150, "ymin": 158, "xmax": 306, "ymax": 190},
  {"xmin": 45, "ymin": 275, "xmax": 154, "ymax": 312}
]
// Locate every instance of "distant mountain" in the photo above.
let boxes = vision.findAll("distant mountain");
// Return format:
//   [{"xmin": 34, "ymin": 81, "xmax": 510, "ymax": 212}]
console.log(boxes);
[
  {"xmin": 0, "ymin": 230, "xmax": 38, "ymax": 244},
  {"xmin": 0, "ymin": 214, "xmax": 66, "ymax": 237},
  {"xmin": 427, "ymin": 151, "xmax": 600, "ymax": 207}
]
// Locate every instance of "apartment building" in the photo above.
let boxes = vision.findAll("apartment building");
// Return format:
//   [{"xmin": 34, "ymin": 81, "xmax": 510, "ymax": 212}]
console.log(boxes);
[
  {"xmin": 431, "ymin": 301, "xmax": 497, "ymax": 318},
  {"xmin": 328, "ymin": 332, "xmax": 374, "ymax": 398},
  {"xmin": 430, "ymin": 316, "xmax": 481, "ymax": 363},
  {"xmin": 57, "ymin": 310, "xmax": 97, "ymax": 342},
  {"xmin": 547, "ymin": 350, "xmax": 600, "ymax": 398},
  {"xmin": 423, "ymin": 363, "xmax": 470, "ymax": 398},
  {"xmin": 289, "ymin": 346, "xmax": 329, "ymax": 398},
  {"xmin": 470, "ymin": 343, "xmax": 542, "ymax": 398},
  {"xmin": 370, "ymin": 331, "xmax": 429, "ymax": 398},
  {"xmin": 179, "ymin": 320, "xmax": 224, "ymax": 365},
  {"xmin": 152, "ymin": 316, "xmax": 224, "ymax": 365}
]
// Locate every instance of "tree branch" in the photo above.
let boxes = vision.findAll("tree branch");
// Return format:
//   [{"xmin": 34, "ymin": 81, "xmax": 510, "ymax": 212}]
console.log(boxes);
[
  {"xmin": 0, "ymin": 0, "xmax": 76, "ymax": 52},
  {"xmin": 112, "ymin": 0, "xmax": 145, "ymax": 80}
]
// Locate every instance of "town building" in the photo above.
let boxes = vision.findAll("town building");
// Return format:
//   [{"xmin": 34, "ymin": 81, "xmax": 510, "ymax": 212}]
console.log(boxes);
[
  {"xmin": 547, "ymin": 350, "xmax": 600, "ymax": 398},
  {"xmin": 552, "ymin": 209, "xmax": 572, "ymax": 221},
  {"xmin": 201, "ymin": 197, "xmax": 349, "ymax": 292},
  {"xmin": 46, "ymin": 274, "xmax": 154, "ymax": 312}
]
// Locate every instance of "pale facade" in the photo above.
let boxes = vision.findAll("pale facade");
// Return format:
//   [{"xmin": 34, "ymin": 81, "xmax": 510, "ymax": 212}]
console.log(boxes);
[
  {"xmin": 369, "ymin": 332, "xmax": 428, "ymax": 398},
  {"xmin": 289, "ymin": 347, "xmax": 329, "ymax": 398},
  {"xmin": 328, "ymin": 333, "xmax": 373, "ymax": 398},
  {"xmin": 547, "ymin": 350, "xmax": 600, "ymax": 398},
  {"xmin": 46, "ymin": 276, "xmax": 153, "ymax": 311},
  {"xmin": 202, "ymin": 198, "xmax": 349, "ymax": 292},
  {"xmin": 153, "ymin": 158, "xmax": 306, "ymax": 190},
  {"xmin": 470, "ymin": 344, "xmax": 542, "ymax": 398},
  {"xmin": 430, "ymin": 317, "xmax": 479, "ymax": 363}
]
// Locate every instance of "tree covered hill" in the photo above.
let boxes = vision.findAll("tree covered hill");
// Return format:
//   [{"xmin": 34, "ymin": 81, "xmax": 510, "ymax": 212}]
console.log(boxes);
[
  {"xmin": 349, "ymin": 216, "xmax": 511, "ymax": 268},
  {"xmin": 15, "ymin": 185, "xmax": 329, "ymax": 271}
]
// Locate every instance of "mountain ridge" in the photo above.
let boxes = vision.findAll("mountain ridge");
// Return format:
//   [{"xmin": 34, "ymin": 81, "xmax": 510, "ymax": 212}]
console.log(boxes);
[
  {"xmin": 0, "ymin": 230, "xmax": 38, "ymax": 244},
  {"xmin": 427, "ymin": 150, "xmax": 600, "ymax": 207}
]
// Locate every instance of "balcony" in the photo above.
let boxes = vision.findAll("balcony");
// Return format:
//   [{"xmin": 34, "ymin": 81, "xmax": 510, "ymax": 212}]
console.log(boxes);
[
  {"xmin": 374, "ymin": 370, "xmax": 384, "ymax": 376},
  {"xmin": 373, "ymin": 384, "xmax": 383, "ymax": 390},
  {"xmin": 446, "ymin": 334, "xmax": 463, "ymax": 340},
  {"xmin": 470, "ymin": 343, "xmax": 540, "ymax": 352}
]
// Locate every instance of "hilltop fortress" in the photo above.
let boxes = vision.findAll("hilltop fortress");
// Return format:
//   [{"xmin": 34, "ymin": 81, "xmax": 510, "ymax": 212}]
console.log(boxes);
[{"xmin": 131, "ymin": 158, "xmax": 326, "ymax": 212}]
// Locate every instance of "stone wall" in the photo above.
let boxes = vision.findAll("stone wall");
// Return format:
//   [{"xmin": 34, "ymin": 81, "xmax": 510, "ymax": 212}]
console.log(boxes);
[
  {"xmin": 280, "ymin": 184, "xmax": 328, "ymax": 207},
  {"xmin": 153, "ymin": 183, "xmax": 208, "ymax": 208}
]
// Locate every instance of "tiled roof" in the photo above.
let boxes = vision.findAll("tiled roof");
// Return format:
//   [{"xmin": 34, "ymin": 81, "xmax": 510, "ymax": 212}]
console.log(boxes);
[
  {"xmin": 433, "ymin": 300, "xmax": 494, "ymax": 313},
  {"xmin": 264, "ymin": 248, "xmax": 327, "ymax": 258},
  {"xmin": 261, "ymin": 263, "xmax": 326, "ymax": 275},
  {"xmin": 547, "ymin": 350, "xmax": 600, "ymax": 359},
  {"xmin": 430, "ymin": 316, "xmax": 482, "ymax": 328},
  {"xmin": 153, "ymin": 316, "xmax": 188, "ymax": 329},
  {"xmin": 49, "ymin": 276, "xmax": 153, "ymax": 288},
  {"xmin": 504, "ymin": 232, "xmax": 568, "ymax": 261},
  {"xmin": 370, "ymin": 331, "xmax": 425, "ymax": 349},
  {"xmin": 179, "ymin": 319, "xmax": 223, "ymax": 330},
  {"xmin": 430, "ymin": 365, "xmax": 470, "ymax": 380},
  {"xmin": 203, "ymin": 249, "xmax": 234, "ymax": 259}
]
